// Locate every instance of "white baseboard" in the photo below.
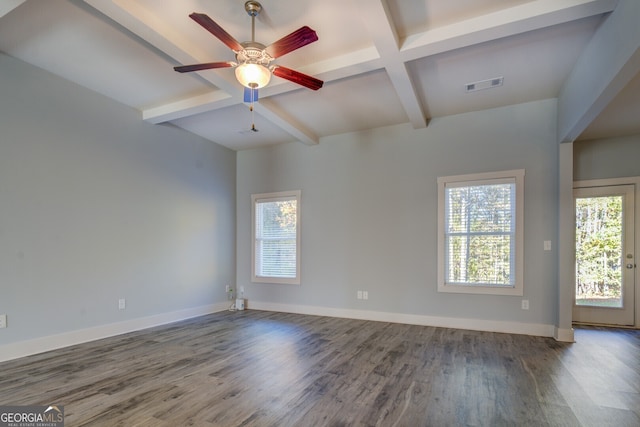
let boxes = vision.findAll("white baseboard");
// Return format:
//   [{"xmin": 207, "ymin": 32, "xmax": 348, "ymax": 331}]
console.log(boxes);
[
  {"xmin": 248, "ymin": 301, "xmax": 556, "ymax": 338},
  {"xmin": 1, "ymin": 301, "xmax": 561, "ymax": 363},
  {"xmin": 0, "ymin": 303, "xmax": 228, "ymax": 363},
  {"xmin": 554, "ymin": 326, "xmax": 575, "ymax": 342}
]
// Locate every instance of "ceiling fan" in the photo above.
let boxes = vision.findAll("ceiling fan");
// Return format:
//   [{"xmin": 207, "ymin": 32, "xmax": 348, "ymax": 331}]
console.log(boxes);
[{"xmin": 174, "ymin": 1, "xmax": 323, "ymax": 95}]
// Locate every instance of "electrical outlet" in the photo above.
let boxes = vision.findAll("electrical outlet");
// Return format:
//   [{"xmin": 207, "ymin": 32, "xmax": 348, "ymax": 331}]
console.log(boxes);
[
  {"xmin": 225, "ymin": 285, "xmax": 230, "ymax": 293},
  {"xmin": 521, "ymin": 299, "xmax": 529, "ymax": 310},
  {"xmin": 544, "ymin": 240, "xmax": 552, "ymax": 251},
  {"xmin": 362, "ymin": 291, "xmax": 368, "ymax": 300},
  {"xmin": 118, "ymin": 299, "xmax": 126, "ymax": 310},
  {"xmin": 0, "ymin": 314, "xmax": 7, "ymax": 328},
  {"xmin": 357, "ymin": 291, "xmax": 363, "ymax": 300}
]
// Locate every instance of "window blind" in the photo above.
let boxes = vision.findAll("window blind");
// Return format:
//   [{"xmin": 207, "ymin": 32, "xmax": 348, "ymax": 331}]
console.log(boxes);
[{"xmin": 445, "ymin": 181, "xmax": 515, "ymax": 286}]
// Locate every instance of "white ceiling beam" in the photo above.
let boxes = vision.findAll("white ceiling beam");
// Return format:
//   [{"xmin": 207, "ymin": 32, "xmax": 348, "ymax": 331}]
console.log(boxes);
[
  {"xmin": 558, "ymin": 0, "xmax": 640, "ymax": 142},
  {"xmin": 255, "ymin": 99, "xmax": 320, "ymax": 146},
  {"xmin": 143, "ymin": 90, "xmax": 234, "ymax": 124},
  {"xmin": 385, "ymin": 62, "xmax": 430, "ymax": 128},
  {"xmin": 293, "ymin": 46, "xmax": 382, "ymax": 86},
  {"xmin": 401, "ymin": 0, "xmax": 618, "ymax": 60},
  {"xmin": 357, "ymin": 0, "xmax": 428, "ymax": 129},
  {"xmin": 0, "ymin": 0, "xmax": 25, "ymax": 19}
]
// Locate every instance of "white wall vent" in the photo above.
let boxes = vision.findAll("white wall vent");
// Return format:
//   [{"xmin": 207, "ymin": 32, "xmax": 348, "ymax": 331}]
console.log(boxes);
[{"xmin": 465, "ymin": 77, "xmax": 504, "ymax": 93}]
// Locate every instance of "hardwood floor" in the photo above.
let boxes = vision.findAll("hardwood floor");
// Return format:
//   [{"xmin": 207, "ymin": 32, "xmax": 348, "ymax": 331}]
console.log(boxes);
[{"xmin": 1, "ymin": 311, "xmax": 639, "ymax": 426}]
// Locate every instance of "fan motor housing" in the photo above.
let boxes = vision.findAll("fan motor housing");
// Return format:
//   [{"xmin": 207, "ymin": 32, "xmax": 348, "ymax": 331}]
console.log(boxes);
[{"xmin": 237, "ymin": 42, "xmax": 272, "ymax": 67}]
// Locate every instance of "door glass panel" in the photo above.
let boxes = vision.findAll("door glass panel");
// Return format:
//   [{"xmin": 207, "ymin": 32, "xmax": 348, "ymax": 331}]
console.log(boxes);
[{"xmin": 575, "ymin": 195, "xmax": 623, "ymax": 308}]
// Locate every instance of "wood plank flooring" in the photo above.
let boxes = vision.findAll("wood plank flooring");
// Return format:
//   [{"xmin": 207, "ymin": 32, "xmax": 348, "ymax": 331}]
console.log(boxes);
[{"xmin": 1, "ymin": 311, "xmax": 639, "ymax": 426}]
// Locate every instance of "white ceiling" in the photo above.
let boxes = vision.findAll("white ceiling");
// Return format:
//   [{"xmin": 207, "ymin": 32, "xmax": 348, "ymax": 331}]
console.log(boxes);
[{"xmin": 1, "ymin": 0, "xmax": 638, "ymax": 150}]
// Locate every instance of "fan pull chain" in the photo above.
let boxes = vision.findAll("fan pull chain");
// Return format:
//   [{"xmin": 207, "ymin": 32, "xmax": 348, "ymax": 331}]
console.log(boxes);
[
  {"xmin": 250, "ymin": 86, "xmax": 258, "ymax": 132},
  {"xmin": 251, "ymin": 103, "xmax": 257, "ymax": 132}
]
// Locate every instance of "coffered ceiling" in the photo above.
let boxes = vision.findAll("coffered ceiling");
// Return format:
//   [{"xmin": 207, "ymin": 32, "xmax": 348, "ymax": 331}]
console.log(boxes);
[{"xmin": 1, "ymin": 0, "xmax": 638, "ymax": 150}]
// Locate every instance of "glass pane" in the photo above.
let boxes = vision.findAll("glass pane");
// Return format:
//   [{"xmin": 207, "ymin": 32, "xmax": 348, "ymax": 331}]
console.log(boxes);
[
  {"xmin": 446, "ymin": 184, "xmax": 513, "ymax": 233},
  {"xmin": 256, "ymin": 200, "xmax": 297, "ymax": 239},
  {"xmin": 447, "ymin": 235, "xmax": 512, "ymax": 285},
  {"xmin": 575, "ymin": 196, "xmax": 623, "ymax": 308}
]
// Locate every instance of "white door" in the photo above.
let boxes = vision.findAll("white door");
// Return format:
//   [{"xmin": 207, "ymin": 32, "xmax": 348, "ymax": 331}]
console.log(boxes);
[{"xmin": 573, "ymin": 185, "xmax": 635, "ymax": 326}]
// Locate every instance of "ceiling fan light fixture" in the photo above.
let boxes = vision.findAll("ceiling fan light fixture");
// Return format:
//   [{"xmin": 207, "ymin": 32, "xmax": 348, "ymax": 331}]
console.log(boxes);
[
  {"xmin": 235, "ymin": 62, "xmax": 271, "ymax": 88},
  {"xmin": 174, "ymin": 4, "xmax": 322, "ymax": 91}
]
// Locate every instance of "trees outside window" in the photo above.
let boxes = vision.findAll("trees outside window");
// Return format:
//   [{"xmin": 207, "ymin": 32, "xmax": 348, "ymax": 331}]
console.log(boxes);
[{"xmin": 575, "ymin": 195, "xmax": 623, "ymax": 307}]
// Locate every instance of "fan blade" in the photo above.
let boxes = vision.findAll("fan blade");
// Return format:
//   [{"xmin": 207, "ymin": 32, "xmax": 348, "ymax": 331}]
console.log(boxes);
[
  {"xmin": 174, "ymin": 61, "xmax": 235, "ymax": 73},
  {"xmin": 189, "ymin": 12, "xmax": 243, "ymax": 52},
  {"xmin": 273, "ymin": 65, "xmax": 323, "ymax": 90},
  {"xmin": 266, "ymin": 26, "xmax": 318, "ymax": 58}
]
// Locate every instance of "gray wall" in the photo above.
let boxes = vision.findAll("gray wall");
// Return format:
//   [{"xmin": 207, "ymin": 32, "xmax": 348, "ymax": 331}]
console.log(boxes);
[
  {"xmin": 574, "ymin": 134, "xmax": 640, "ymax": 180},
  {"xmin": 0, "ymin": 53, "xmax": 236, "ymax": 345},
  {"xmin": 237, "ymin": 99, "xmax": 559, "ymax": 327}
]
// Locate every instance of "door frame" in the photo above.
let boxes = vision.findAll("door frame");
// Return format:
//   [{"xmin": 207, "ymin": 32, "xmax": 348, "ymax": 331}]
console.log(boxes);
[{"xmin": 574, "ymin": 177, "xmax": 639, "ymax": 328}]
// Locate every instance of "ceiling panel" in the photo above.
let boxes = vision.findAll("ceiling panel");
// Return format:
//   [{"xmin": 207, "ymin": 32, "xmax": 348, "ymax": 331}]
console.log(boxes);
[
  {"xmin": 388, "ymin": 0, "xmax": 535, "ymax": 38},
  {"xmin": 267, "ymin": 70, "xmax": 409, "ymax": 138},
  {"xmin": 0, "ymin": 0, "xmax": 211, "ymax": 109},
  {"xmin": 410, "ymin": 15, "xmax": 603, "ymax": 118},
  {"xmin": 171, "ymin": 104, "xmax": 297, "ymax": 150}
]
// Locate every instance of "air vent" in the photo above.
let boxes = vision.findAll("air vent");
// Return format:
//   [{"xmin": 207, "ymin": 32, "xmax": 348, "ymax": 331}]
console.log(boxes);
[{"xmin": 465, "ymin": 77, "xmax": 504, "ymax": 93}]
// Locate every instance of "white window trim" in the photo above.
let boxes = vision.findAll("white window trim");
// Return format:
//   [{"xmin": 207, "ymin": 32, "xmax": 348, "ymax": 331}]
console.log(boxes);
[
  {"xmin": 251, "ymin": 190, "xmax": 301, "ymax": 285},
  {"xmin": 437, "ymin": 169, "xmax": 524, "ymax": 296}
]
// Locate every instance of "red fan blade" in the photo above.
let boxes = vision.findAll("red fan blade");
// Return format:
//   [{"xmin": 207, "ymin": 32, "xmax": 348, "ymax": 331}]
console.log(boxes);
[
  {"xmin": 266, "ymin": 26, "xmax": 318, "ymax": 58},
  {"xmin": 189, "ymin": 12, "xmax": 243, "ymax": 52},
  {"xmin": 174, "ymin": 61, "xmax": 235, "ymax": 73},
  {"xmin": 273, "ymin": 65, "xmax": 323, "ymax": 90}
]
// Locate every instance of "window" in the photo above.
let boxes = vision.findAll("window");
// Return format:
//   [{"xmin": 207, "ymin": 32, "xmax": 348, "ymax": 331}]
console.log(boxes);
[
  {"xmin": 252, "ymin": 190, "xmax": 301, "ymax": 284},
  {"xmin": 437, "ymin": 170, "xmax": 524, "ymax": 295}
]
